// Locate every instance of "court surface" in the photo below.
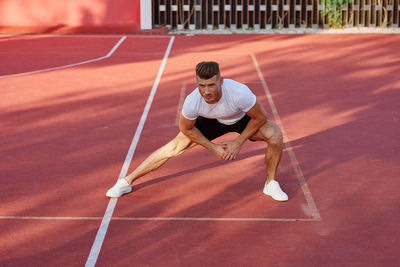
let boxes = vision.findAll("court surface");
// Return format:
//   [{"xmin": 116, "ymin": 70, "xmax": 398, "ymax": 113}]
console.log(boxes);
[{"xmin": 0, "ymin": 33, "xmax": 399, "ymax": 266}]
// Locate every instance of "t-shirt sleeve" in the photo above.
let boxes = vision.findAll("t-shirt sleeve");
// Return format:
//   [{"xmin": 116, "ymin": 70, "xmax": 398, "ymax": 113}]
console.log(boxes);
[
  {"xmin": 237, "ymin": 85, "xmax": 257, "ymax": 112},
  {"xmin": 181, "ymin": 93, "xmax": 199, "ymax": 120}
]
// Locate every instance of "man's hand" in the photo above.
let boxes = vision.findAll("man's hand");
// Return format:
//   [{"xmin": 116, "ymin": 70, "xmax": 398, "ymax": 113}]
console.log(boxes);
[
  {"xmin": 221, "ymin": 140, "xmax": 242, "ymax": 160},
  {"xmin": 210, "ymin": 140, "xmax": 243, "ymax": 160},
  {"xmin": 211, "ymin": 143, "xmax": 228, "ymax": 159}
]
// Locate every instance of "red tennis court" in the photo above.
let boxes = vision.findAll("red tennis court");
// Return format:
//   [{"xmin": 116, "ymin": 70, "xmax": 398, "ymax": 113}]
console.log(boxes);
[{"xmin": 0, "ymin": 33, "xmax": 399, "ymax": 266}]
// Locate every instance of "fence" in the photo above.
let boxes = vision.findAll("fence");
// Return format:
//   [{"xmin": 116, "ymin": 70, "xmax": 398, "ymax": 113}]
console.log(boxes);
[{"xmin": 152, "ymin": 0, "xmax": 400, "ymax": 30}]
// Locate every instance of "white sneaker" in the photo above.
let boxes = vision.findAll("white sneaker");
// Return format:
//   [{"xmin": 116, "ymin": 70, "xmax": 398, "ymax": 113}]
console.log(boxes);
[
  {"xmin": 106, "ymin": 178, "xmax": 132, "ymax": 197},
  {"xmin": 263, "ymin": 180, "xmax": 288, "ymax": 201}
]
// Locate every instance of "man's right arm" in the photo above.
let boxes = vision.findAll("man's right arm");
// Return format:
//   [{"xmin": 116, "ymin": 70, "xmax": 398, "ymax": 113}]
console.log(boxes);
[{"xmin": 179, "ymin": 113, "xmax": 227, "ymax": 159}]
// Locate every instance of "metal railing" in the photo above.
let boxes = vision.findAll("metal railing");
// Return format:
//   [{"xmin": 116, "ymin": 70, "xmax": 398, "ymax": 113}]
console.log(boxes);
[{"xmin": 152, "ymin": 0, "xmax": 399, "ymax": 30}]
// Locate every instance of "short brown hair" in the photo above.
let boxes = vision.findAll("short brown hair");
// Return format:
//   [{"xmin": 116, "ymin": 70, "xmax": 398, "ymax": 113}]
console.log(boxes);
[{"xmin": 196, "ymin": 61, "xmax": 220, "ymax": 79}]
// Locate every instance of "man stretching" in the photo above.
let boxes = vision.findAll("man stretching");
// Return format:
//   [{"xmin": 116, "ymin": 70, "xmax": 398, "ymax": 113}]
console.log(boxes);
[{"xmin": 107, "ymin": 61, "xmax": 288, "ymax": 201}]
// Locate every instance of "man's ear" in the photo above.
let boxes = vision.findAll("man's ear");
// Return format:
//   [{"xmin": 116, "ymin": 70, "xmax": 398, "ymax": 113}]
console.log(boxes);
[{"xmin": 220, "ymin": 76, "xmax": 224, "ymax": 84}]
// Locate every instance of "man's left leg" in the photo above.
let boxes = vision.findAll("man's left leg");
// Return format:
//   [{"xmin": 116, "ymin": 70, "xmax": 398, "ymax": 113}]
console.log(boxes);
[{"xmin": 251, "ymin": 119, "xmax": 288, "ymax": 201}]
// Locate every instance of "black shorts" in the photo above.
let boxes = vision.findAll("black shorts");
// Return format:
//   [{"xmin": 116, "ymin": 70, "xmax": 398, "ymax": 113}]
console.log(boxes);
[{"xmin": 194, "ymin": 115, "xmax": 256, "ymax": 141}]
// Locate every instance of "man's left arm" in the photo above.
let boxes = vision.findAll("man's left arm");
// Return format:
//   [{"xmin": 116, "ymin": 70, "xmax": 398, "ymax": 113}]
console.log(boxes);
[{"xmin": 223, "ymin": 99, "xmax": 267, "ymax": 160}]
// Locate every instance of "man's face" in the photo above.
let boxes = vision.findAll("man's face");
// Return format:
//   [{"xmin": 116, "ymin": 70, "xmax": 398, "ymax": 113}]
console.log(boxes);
[{"xmin": 196, "ymin": 75, "xmax": 223, "ymax": 104}]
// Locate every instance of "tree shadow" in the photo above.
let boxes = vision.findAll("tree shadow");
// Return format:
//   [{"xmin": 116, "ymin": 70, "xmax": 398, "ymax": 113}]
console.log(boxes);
[{"xmin": 0, "ymin": 33, "xmax": 399, "ymax": 265}]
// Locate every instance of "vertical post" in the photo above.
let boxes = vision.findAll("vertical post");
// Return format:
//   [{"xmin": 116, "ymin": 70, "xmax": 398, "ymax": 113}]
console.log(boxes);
[
  {"xmin": 141, "ymin": 0, "xmax": 153, "ymax": 29},
  {"xmin": 237, "ymin": 0, "xmax": 243, "ymax": 29},
  {"xmin": 226, "ymin": 0, "xmax": 232, "ymax": 29},
  {"xmin": 260, "ymin": 0, "xmax": 267, "ymax": 29},
  {"xmin": 219, "ymin": 0, "xmax": 225, "ymax": 29},
  {"xmin": 371, "ymin": 0, "xmax": 377, "ymax": 26},
  {"xmin": 172, "ymin": 0, "xmax": 178, "ymax": 29},
  {"xmin": 354, "ymin": 0, "xmax": 359, "ymax": 27},
  {"xmin": 248, "ymin": 0, "xmax": 255, "ymax": 29},
  {"xmin": 206, "ymin": 0, "xmax": 212, "ymax": 30}
]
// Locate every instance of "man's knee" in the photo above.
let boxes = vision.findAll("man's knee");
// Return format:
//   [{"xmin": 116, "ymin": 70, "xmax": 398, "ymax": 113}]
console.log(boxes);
[
  {"xmin": 269, "ymin": 127, "xmax": 283, "ymax": 146},
  {"xmin": 264, "ymin": 121, "xmax": 283, "ymax": 146},
  {"xmin": 165, "ymin": 132, "xmax": 193, "ymax": 157}
]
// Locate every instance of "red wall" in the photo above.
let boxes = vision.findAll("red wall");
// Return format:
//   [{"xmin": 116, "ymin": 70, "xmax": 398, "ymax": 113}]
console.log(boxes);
[{"xmin": 0, "ymin": 0, "xmax": 141, "ymax": 33}]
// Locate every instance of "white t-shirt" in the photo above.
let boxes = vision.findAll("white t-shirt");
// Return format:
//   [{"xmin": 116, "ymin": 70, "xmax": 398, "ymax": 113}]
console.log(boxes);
[{"xmin": 181, "ymin": 79, "xmax": 257, "ymax": 125}]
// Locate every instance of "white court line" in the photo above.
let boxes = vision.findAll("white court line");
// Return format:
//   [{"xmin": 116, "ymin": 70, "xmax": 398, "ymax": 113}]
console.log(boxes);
[
  {"xmin": 0, "ymin": 36, "xmax": 127, "ymax": 79},
  {"xmin": 84, "ymin": 36, "xmax": 175, "ymax": 267},
  {"xmin": 0, "ymin": 216, "xmax": 103, "ymax": 220},
  {"xmin": 251, "ymin": 54, "xmax": 321, "ymax": 221},
  {"xmin": 0, "ymin": 52, "xmax": 320, "ymax": 224},
  {"xmin": 0, "ymin": 34, "xmax": 170, "ymax": 39},
  {"xmin": 0, "ymin": 216, "xmax": 315, "ymax": 222}
]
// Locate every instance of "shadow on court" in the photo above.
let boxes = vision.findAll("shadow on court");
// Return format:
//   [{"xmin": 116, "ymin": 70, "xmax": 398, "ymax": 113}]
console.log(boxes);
[{"xmin": 0, "ymin": 34, "xmax": 399, "ymax": 266}]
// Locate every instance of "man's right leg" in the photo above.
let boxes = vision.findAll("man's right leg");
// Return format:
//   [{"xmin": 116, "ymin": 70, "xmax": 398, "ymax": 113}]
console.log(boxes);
[{"xmin": 106, "ymin": 132, "xmax": 196, "ymax": 197}]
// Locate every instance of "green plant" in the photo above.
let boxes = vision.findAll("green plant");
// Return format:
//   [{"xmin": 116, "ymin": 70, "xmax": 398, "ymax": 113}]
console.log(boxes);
[{"xmin": 320, "ymin": 0, "xmax": 352, "ymax": 28}]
